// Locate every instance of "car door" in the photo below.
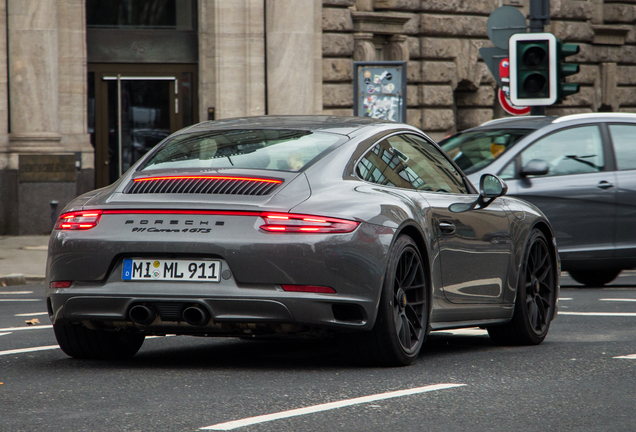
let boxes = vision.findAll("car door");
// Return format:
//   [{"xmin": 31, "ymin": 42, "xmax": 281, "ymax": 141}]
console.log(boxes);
[
  {"xmin": 504, "ymin": 124, "xmax": 617, "ymax": 262},
  {"xmin": 606, "ymin": 123, "xmax": 636, "ymax": 261},
  {"xmin": 383, "ymin": 134, "xmax": 512, "ymax": 304}
]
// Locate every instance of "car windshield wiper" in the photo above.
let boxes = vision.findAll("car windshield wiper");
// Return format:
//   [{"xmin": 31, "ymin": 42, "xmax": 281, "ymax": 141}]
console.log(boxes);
[{"xmin": 565, "ymin": 154, "xmax": 600, "ymax": 169}]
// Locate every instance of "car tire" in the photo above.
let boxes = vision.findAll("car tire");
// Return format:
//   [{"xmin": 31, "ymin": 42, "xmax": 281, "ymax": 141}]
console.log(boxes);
[
  {"xmin": 53, "ymin": 323, "xmax": 145, "ymax": 360},
  {"xmin": 341, "ymin": 235, "xmax": 428, "ymax": 366},
  {"xmin": 488, "ymin": 228, "xmax": 556, "ymax": 346},
  {"xmin": 568, "ymin": 269, "xmax": 621, "ymax": 287}
]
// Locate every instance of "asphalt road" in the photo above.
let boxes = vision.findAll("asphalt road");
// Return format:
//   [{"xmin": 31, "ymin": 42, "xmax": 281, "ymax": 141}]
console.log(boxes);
[{"xmin": 2, "ymin": 273, "xmax": 636, "ymax": 432}]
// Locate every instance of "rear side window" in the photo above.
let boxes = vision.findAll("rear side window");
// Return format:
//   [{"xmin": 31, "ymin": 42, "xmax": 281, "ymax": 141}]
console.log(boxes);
[
  {"xmin": 520, "ymin": 125, "xmax": 604, "ymax": 176},
  {"xmin": 608, "ymin": 124, "xmax": 636, "ymax": 171},
  {"xmin": 356, "ymin": 133, "xmax": 468, "ymax": 194},
  {"xmin": 140, "ymin": 129, "xmax": 343, "ymax": 172}
]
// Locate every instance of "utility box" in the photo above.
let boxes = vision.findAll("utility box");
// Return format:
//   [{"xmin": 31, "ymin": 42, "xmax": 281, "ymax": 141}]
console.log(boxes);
[{"xmin": 353, "ymin": 61, "xmax": 407, "ymax": 123}]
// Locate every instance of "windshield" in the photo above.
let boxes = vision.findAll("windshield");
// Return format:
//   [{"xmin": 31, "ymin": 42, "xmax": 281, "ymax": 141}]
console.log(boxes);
[
  {"xmin": 439, "ymin": 128, "xmax": 533, "ymax": 174},
  {"xmin": 140, "ymin": 129, "xmax": 343, "ymax": 172}
]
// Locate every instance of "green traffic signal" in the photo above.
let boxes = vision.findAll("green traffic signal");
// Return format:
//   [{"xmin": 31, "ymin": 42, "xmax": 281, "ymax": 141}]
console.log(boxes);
[
  {"xmin": 509, "ymin": 33, "xmax": 557, "ymax": 106},
  {"xmin": 516, "ymin": 41, "xmax": 550, "ymax": 99},
  {"xmin": 557, "ymin": 41, "xmax": 580, "ymax": 101}
]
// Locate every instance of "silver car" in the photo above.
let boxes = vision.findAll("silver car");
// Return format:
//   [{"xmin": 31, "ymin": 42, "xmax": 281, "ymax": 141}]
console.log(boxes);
[
  {"xmin": 46, "ymin": 116, "xmax": 559, "ymax": 366},
  {"xmin": 440, "ymin": 113, "xmax": 636, "ymax": 287}
]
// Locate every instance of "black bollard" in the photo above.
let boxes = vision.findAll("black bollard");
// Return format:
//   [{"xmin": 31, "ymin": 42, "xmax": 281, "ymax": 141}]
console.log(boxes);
[{"xmin": 50, "ymin": 200, "xmax": 59, "ymax": 231}]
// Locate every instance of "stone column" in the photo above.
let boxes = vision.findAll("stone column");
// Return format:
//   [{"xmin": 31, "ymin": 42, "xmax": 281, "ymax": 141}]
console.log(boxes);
[
  {"xmin": 266, "ymin": 0, "xmax": 322, "ymax": 115},
  {"xmin": 57, "ymin": 0, "xmax": 93, "ymax": 178},
  {"xmin": 0, "ymin": 1, "xmax": 8, "ymax": 156},
  {"xmin": 8, "ymin": 0, "xmax": 61, "ymax": 153},
  {"xmin": 199, "ymin": 0, "xmax": 266, "ymax": 120}
]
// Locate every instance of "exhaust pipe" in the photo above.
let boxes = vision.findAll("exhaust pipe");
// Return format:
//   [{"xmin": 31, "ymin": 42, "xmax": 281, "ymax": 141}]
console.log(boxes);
[
  {"xmin": 129, "ymin": 305, "xmax": 156, "ymax": 325},
  {"xmin": 182, "ymin": 306, "xmax": 210, "ymax": 326}
]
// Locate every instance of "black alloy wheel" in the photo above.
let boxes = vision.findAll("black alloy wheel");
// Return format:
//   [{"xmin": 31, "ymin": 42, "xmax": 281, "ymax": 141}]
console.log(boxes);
[
  {"xmin": 488, "ymin": 228, "xmax": 556, "ymax": 345},
  {"xmin": 342, "ymin": 235, "xmax": 428, "ymax": 366},
  {"xmin": 524, "ymin": 231, "xmax": 554, "ymax": 335},
  {"xmin": 391, "ymin": 239, "xmax": 427, "ymax": 355}
]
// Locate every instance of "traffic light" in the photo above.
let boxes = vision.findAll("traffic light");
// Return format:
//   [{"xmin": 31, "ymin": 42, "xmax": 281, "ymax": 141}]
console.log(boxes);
[
  {"xmin": 557, "ymin": 40, "xmax": 580, "ymax": 101},
  {"xmin": 509, "ymin": 33, "xmax": 557, "ymax": 106}
]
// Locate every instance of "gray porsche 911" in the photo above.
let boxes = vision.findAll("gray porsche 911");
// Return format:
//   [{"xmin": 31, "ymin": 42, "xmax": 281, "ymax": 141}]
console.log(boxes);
[{"xmin": 46, "ymin": 116, "xmax": 559, "ymax": 366}]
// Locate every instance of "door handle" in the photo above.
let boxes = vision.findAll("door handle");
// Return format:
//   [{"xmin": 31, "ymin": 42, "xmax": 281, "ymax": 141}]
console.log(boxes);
[
  {"xmin": 439, "ymin": 222, "xmax": 456, "ymax": 234},
  {"xmin": 597, "ymin": 181, "xmax": 614, "ymax": 190}
]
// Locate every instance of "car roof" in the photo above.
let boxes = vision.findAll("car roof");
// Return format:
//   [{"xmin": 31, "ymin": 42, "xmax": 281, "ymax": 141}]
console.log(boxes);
[
  {"xmin": 473, "ymin": 112, "xmax": 636, "ymax": 132},
  {"xmin": 178, "ymin": 115, "xmax": 397, "ymax": 136},
  {"xmin": 475, "ymin": 116, "xmax": 556, "ymax": 130}
]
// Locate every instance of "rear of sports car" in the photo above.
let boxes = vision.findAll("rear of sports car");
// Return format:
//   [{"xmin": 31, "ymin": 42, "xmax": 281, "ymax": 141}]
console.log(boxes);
[{"xmin": 46, "ymin": 125, "xmax": 392, "ymax": 359}]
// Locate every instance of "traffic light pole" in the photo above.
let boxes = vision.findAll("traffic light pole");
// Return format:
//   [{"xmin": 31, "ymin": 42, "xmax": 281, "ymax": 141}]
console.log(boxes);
[{"xmin": 529, "ymin": 0, "xmax": 550, "ymax": 115}]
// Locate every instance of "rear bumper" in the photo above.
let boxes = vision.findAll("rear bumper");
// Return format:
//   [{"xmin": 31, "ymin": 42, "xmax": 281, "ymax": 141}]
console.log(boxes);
[{"xmin": 47, "ymin": 280, "xmax": 376, "ymax": 333}]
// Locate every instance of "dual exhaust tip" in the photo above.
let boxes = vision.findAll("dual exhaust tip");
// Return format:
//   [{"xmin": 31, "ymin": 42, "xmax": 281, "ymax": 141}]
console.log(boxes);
[{"xmin": 129, "ymin": 304, "xmax": 210, "ymax": 326}]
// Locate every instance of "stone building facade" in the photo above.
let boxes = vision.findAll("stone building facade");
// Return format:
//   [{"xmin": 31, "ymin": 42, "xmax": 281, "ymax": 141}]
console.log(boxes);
[{"xmin": 0, "ymin": 0, "xmax": 634, "ymax": 235}]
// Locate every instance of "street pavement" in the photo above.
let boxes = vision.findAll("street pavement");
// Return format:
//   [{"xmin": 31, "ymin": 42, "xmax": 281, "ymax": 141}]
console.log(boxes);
[{"xmin": 0, "ymin": 235, "xmax": 50, "ymax": 286}]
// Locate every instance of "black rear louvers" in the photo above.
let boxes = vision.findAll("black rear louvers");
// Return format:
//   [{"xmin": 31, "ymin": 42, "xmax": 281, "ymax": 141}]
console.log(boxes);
[{"xmin": 125, "ymin": 176, "xmax": 283, "ymax": 196}]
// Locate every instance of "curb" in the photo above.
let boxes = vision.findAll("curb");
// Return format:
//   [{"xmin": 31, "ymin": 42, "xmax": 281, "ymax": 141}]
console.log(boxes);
[{"xmin": 0, "ymin": 274, "xmax": 27, "ymax": 286}]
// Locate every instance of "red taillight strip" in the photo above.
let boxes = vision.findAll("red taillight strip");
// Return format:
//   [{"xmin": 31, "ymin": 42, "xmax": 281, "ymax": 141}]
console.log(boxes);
[
  {"xmin": 259, "ymin": 212, "xmax": 359, "ymax": 234},
  {"xmin": 102, "ymin": 209, "xmax": 261, "ymax": 216},
  {"xmin": 54, "ymin": 210, "xmax": 103, "ymax": 230},
  {"xmin": 133, "ymin": 176, "xmax": 283, "ymax": 184},
  {"xmin": 55, "ymin": 209, "xmax": 359, "ymax": 234}
]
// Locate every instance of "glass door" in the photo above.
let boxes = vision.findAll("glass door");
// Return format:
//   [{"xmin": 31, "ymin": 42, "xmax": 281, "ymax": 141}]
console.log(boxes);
[
  {"xmin": 89, "ymin": 64, "xmax": 197, "ymax": 188},
  {"xmin": 105, "ymin": 76, "xmax": 175, "ymax": 183}
]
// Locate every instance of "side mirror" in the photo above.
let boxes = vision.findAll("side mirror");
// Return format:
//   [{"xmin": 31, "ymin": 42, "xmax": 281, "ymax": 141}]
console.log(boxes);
[
  {"xmin": 480, "ymin": 174, "xmax": 508, "ymax": 198},
  {"xmin": 520, "ymin": 158, "xmax": 549, "ymax": 177},
  {"xmin": 449, "ymin": 174, "xmax": 507, "ymax": 213}
]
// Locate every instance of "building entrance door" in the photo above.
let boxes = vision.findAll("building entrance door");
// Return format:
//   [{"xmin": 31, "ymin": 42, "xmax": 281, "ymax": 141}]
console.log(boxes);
[{"xmin": 89, "ymin": 64, "xmax": 197, "ymax": 187}]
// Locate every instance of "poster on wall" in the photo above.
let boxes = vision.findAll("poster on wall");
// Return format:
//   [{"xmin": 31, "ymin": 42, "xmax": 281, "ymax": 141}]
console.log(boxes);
[{"xmin": 354, "ymin": 61, "xmax": 407, "ymax": 123}]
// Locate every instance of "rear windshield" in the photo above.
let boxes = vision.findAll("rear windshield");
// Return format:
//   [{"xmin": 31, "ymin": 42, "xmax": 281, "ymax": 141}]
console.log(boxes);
[
  {"xmin": 140, "ymin": 129, "xmax": 344, "ymax": 172},
  {"xmin": 439, "ymin": 128, "xmax": 533, "ymax": 174}
]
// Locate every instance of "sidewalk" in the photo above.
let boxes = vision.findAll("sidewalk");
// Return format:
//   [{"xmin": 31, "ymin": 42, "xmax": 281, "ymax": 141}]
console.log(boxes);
[{"xmin": 0, "ymin": 235, "xmax": 50, "ymax": 285}]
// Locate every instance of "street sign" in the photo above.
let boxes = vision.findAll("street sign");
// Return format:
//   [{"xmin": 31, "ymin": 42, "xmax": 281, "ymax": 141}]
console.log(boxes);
[
  {"xmin": 487, "ymin": 6, "xmax": 528, "ymax": 49},
  {"xmin": 498, "ymin": 58, "xmax": 530, "ymax": 116},
  {"xmin": 480, "ymin": 6, "xmax": 527, "ymax": 87}
]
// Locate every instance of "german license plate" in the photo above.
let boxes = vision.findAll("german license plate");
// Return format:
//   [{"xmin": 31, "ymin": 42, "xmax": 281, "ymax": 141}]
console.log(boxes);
[{"xmin": 122, "ymin": 259, "xmax": 221, "ymax": 282}]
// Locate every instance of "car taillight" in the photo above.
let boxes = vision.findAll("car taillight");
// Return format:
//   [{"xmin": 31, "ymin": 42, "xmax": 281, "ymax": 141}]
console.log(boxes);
[
  {"xmin": 54, "ymin": 210, "xmax": 103, "ymax": 230},
  {"xmin": 50, "ymin": 281, "xmax": 72, "ymax": 288},
  {"xmin": 259, "ymin": 213, "xmax": 359, "ymax": 234},
  {"xmin": 281, "ymin": 285, "xmax": 336, "ymax": 294}
]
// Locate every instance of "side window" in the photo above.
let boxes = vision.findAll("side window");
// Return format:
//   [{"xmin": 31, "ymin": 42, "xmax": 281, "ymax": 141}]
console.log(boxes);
[
  {"xmin": 499, "ymin": 160, "xmax": 516, "ymax": 180},
  {"xmin": 520, "ymin": 125, "xmax": 604, "ymax": 177},
  {"xmin": 355, "ymin": 140, "xmax": 414, "ymax": 189},
  {"xmin": 608, "ymin": 124, "xmax": 636, "ymax": 171},
  {"xmin": 386, "ymin": 134, "xmax": 468, "ymax": 193}
]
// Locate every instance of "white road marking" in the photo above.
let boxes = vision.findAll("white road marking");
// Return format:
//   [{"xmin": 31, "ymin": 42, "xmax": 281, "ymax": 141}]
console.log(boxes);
[
  {"xmin": 558, "ymin": 298, "xmax": 573, "ymax": 301},
  {"xmin": 0, "ymin": 291, "xmax": 33, "ymax": 295},
  {"xmin": 614, "ymin": 354, "xmax": 636, "ymax": 359},
  {"xmin": 559, "ymin": 312, "xmax": 636, "ymax": 317},
  {"xmin": 14, "ymin": 312, "xmax": 48, "ymax": 317},
  {"xmin": 0, "ymin": 299, "xmax": 41, "ymax": 302},
  {"xmin": 0, "ymin": 332, "xmax": 11, "ymax": 337},
  {"xmin": 0, "ymin": 345, "xmax": 60, "ymax": 356},
  {"xmin": 200, "ymin": 383, "xmax": 466, "ymax": 431},
  {"xmin": 600, "ymin": 298, "xmax": 636, "ymax": 302},
  {"xmin": 0, "ymin": 325, "xmax": 52, "ymax": 332}
]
